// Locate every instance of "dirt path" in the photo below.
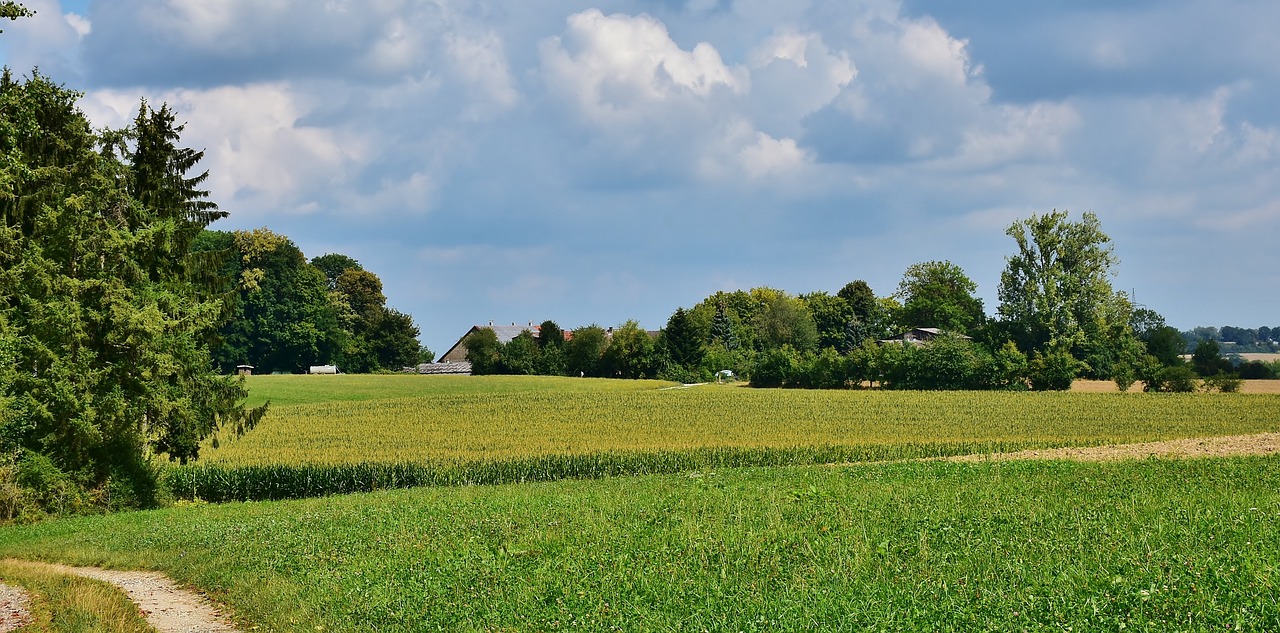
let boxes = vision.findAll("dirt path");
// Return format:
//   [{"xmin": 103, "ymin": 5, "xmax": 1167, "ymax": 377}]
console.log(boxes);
[
  {"xmin": 945, "ymin": 431, "xmax": 1280, "ymax": 463},
  {"xmin": 0, "ymin": 582, "xmax": 31, "ymax": 632},
  {"xmin": 3, "ymin": 561, "xmax": 240, "ymax": 633}
]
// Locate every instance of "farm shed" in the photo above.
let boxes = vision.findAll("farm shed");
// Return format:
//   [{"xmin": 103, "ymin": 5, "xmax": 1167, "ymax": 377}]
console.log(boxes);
[{"xmin": 236, "ymin": 365, "xmax": 255, "ymax": 376}]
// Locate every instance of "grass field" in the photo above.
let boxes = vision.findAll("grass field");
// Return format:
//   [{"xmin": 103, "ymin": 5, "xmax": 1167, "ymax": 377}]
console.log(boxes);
[
  {"xmin": 2, "ymin": 458, "xmax": 1279, "ymax": 631},
  {"xmin": 2, "ymin": 375, "xmax": 1278, "ymax": 631}
]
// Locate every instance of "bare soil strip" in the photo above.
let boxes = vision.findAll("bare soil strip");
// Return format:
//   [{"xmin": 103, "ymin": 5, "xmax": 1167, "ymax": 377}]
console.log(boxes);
[
  {"xmin": 11, "ymin": 562, "xmax": 240, "ymax": 633},
  {"xmin": 0, "ymin": 582, "xmax": 31, "ymax": 632},
  {"xmin": 946, "ymin": 432, "xmax": 1280, "ymax": 463}
]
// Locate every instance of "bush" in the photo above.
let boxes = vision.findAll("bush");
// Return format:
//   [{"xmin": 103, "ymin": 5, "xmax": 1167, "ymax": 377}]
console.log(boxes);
[
  {"xmin": 1238, "ymin": 360, "xmax": 1276, "ymax": 380},
  {"xmin": 1027, "ymin": 349, "xmax": 1078, "ymax": 391},
  {"xmin": 1145, "ymin": 365, "xmax": 1199, "ymax": 393},
  {"xmin": 1202, "ymin": 373, "xmax": 1243, "ymax": 393},
  {"xmin": 749, "ymin": 347, "xmax": 799, "ymax": 388}
]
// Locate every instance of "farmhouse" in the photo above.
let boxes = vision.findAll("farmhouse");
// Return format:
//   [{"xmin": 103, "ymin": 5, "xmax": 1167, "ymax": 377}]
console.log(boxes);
[
  {"xmin": 878, "ymin": 327, "xmax": 971, "ymax": 346},
  {"xmin": 438, "ymin": 322, "xmax": 559, "ymax": 363}
]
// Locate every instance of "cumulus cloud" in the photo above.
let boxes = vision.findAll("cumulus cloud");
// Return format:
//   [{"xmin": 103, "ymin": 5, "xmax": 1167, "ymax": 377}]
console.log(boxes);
[
  {"xmin": 80, "ymin": 83, "xmax": 364, "ymax": 218},
  {"xmin": 539, "ymin": 9, "xmax": 746, "ymax": 126}
]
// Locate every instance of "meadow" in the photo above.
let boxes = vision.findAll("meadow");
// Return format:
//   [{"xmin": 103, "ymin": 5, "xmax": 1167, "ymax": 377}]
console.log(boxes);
[{"xmin": 1, "ymin": 375, "xmax": 1278, "ymax": 631}]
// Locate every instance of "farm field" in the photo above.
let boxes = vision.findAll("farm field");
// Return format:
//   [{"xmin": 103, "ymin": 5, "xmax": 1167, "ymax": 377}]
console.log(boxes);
[
  {"xmin": 207, "ymin": 375, "xmax": 1280, "ymax": 466},
  {"xmin": 1, "ymin": 457, "xmax": 1278, "ymax": 631},
  {"xmin": 1, "ymin": 375, "xmax": 1278, "ymax": 630}
]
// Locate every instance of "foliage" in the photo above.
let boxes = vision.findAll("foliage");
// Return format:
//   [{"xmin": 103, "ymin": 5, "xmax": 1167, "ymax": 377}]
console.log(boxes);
[
  {"xmin": 998, "ymin": 211, "xmax": 1121, "ymax": 360},
  {"xmin": 894, "ymin": 260, "xmax": 985, "ymax": 334},
  {"xmin": 0, "ymin": 72, "xmax": 262, "ymax": 511},
  {"xmin": 752, "ymin": 289, "xmax": 818, "ymax": 352},
  {"xmin": 309, "ymin": 253, "xmax": 362, "ymax": 290},
  {"xmin": 200, "ymin": 228, "xmax": 343, "ymax": 374},
  {"xmin": 1145, "ymin": 365, "xmax": 1199, "ymax": 393},
  {"xmin": 601, "ymin": 320, "xmax": 656, "ymax": 379},
  {"xmin": 660, "ymin": 308, "xmax": 703, "ymax": 371},
  {"xmin": 1191, "ymin": 339, "xmax": 1233, "ymax": 377},
  {"xmin": 1201, "ymin": 373, "xmax": 1242, "ymax": 394},
  {"xmin": 565, "ymin": 324, "xmax": 608, "ymax": 377},
  {"xmin": 749, "ymin": 346, "xmax": 799, "ymax": 388},
  {"xmin": 1026, "ymin": 347, "xmax": 1079, "ymax": 391},
  {"xmin": 464, "ymin": 327, "xmax": 501, "ymax": 375},
  {"xmin": 498, "ymin": 330, "xmax": 540, "ymax": 375}
]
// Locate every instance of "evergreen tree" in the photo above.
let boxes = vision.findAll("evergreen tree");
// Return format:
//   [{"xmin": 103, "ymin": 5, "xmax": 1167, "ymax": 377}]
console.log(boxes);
[{"xmin": 0, "ymin": 72, "xmax": 261, "ymax": 509}]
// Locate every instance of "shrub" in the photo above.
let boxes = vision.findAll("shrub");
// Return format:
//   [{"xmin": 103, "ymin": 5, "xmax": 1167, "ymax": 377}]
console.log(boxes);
[
  {"xmin": 750, "ymin": 347, "xmax": 799, "ymax": 388},
  {"xmin": 1027, "ymin": 349, "xmax": 1079, "ymax": 391},
  {"xmin": 1202, "ymin": 373, "xmax": 1243, "ymax": 393},
  {"xmin": 1145, "ymin": 365, "xmax": 1199, "ymax": 393}
]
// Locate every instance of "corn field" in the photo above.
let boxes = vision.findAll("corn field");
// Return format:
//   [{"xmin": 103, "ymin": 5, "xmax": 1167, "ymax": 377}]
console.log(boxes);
[{"xmin": 169, "ymin": 375, "xmax": 1280, "ymax": 501}]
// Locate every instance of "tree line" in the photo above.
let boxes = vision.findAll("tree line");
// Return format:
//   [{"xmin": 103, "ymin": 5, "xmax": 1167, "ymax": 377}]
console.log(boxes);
[
  {"xmin": 469, "ymin": 210, "xmax": 1275, "ymax": 390},
  {"xmin": 193, "ymin": 229, "xmax": 428, "ymax": 375}
]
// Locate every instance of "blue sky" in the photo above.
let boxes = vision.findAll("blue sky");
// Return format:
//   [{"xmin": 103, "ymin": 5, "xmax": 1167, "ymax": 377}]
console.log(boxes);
[{"xmin": 3, "ymin": 0, "xmax": 1277, "ymax": 353}]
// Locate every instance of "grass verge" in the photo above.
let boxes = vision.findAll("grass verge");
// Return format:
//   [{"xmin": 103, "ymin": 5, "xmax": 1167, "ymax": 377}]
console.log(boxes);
[{"xmin": 0, "ymin": 559, "xmax": 153, "ymax": 633}]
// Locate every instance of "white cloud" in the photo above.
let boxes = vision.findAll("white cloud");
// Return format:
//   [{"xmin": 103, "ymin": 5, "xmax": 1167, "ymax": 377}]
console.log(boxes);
[
  {"xmin": 738, "ymin": 132, "xmax": 811, "ymax": 178},
  {"xmin": 81, "ymin": 83, "xmax": 363, "ymax": 218},
  {"xmin": 539, "ymin": 9, "xmax": 746, "ymax": 126}
]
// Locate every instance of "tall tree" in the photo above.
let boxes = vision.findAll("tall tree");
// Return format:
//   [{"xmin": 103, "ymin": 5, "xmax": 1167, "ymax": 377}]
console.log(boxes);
[
  {"xmin": 661, "ymin": 308, "xmax": 704, "ymax": 370},
  {"xmin": 894, "ymin": 261, "xmax": 985, "ymax": 334},
  {"xmin": 565, "ymin": 325, "xmax": 609, "ymax": 377},
  {"xmin": 602, "ymin": 320, "xmax": 656, "ymax": 379},
  {"xmin": 0, "ymin": 72, "xmax": 261, "ymax": 508},
  {"xmin": 998, "ymin": 211, "xmax": 1117, "ymax": 351}
]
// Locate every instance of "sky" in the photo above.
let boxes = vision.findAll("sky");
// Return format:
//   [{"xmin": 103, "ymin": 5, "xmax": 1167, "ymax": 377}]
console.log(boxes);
[{"xmin": 3, "ymin": 0, "xmax": 1277, "ymax": 354}]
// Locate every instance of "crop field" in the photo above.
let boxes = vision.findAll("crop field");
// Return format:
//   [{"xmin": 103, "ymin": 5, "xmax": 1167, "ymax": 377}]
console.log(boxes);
[
  {"xmin": 3, "ymin": 457, "xmax": 1279, "ymax": 631},
  {"xmin": 2, "ymin": 375, "xmax": 1278, "ymax": 630},
  {"xmin": 209, "ymin": 375, "xmax": 1280, "ymax": 466}
]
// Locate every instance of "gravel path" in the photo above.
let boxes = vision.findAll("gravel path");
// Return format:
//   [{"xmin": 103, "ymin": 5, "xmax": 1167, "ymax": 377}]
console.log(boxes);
[
  {"xmin": 5, "ymin": 562, "xmax": 241, "ymax": 633},
  {"xmin": 0, "ymin": 582, "xmax": 31, "ymax": 632}
]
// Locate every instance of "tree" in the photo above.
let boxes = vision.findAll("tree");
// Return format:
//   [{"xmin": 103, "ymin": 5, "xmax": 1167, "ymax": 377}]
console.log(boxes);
[
  {"xmin": 0, "ymin": 2, "xmax": 31, "ymax": 31},
  {"xmin": 311, "ymin": 253, "xmax": 362, "ymax": 290},
  {"xmin": 1191, "ymin": 339, "xmax": 1232, "ymax": 377},
  {"xmin": 369, "ymin": 308, "xmax": 421, "ymax": 370},
  {"xmin": 997, "ymin": 210, "xmax": 1133, "ymax": 380},
  {"xmin": 200, "ymin": 228, "xmax": 343, "ymax": 374},
  {"xmin": 498, "ymin": 330, "xmax": 540, "ymax": 375},
  {"xmin": 709, "ymin": 300, "xmax": 740, "ymax": 351},
  {"xmin": 752, "ymin": 289, "xmax": 818, "ymax": 352},
  {"xmin": 464, "ymin": 328, "xmax": 501, "ymax": 375},
  {"xmin": 602, "ymin": 320, "xmax": 656, "ymax": 379},
  {"xmin": 661, "ymin": 308, "xmax": 704, "ymax": 371},
  {"xmin": 894, "ymin": 261, "xmax": 985, "ymax": 334},
  {"xmin": 538, "ymin": 320, "xmax": 565, "ymax": 350},
  {"xmin": 837, "ymin": 280, "xmax": 877, "ymax": 323},
  {"xmin": 565, "ymin": 325, "xmax": 608, "ymax": 377},
  {"xmin": 0, "ymin": 72, "xmax": 261, "ymax": 509},
  {"xmin": 800, "ymin": 291, "xmax": 851, "ymax": 351}
]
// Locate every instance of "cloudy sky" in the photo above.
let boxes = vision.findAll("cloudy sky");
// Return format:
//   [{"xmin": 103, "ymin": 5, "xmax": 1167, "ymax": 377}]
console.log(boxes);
[{"xmin": 4, "ymin": 0, "xmax": 1277, "ymax": 352}]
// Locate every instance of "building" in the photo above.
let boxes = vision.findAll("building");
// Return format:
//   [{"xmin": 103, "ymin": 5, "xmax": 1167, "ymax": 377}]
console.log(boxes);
[
  {"xmin": 878, "ymin": 327, "xmax": 971, "ymax": 346},
  {"xmin": 438, "ymin": 322, "xmax": 562, "ymax": 363}
]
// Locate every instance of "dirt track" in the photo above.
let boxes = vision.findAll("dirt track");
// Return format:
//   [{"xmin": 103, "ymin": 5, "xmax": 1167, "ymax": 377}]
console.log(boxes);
[{"xmin": 946, "ymin": 432, "xmax": 1280, "ymax": 462}]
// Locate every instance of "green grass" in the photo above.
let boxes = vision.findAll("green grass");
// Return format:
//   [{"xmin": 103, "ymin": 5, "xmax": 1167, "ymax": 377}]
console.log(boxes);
[{"xmin": 3, "ymin": 457, "xmax": 1279, "ymax": 631}]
